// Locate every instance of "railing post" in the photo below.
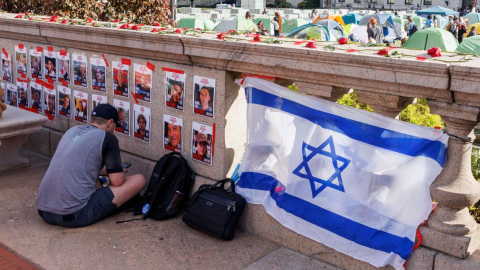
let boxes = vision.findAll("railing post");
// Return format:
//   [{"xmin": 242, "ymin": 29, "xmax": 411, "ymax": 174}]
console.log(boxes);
[{"xmin": 356, "ymin": 91, "xmax": 414, "ymax": 118}]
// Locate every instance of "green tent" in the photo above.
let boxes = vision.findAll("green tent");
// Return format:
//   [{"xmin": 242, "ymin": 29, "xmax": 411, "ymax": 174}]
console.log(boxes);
[
  {"xmin": 455, "ymin": 35, "xmax": 480, "ymax": 54},
  {"xmin": 465, "ymin": 12, "xmax": 480, "ymax": 25},
  {"xmin": 343, "ymin": 23, "xmax": 357, "ymax": 36},
  {"xmin": 282, "ymin": 18, "xmax": 309, "ymax": 34},
  {"xmin": 403, "ymin": 28, "xmax": 459, "ymax": 52},
  {"xmin": 254, "ymin": 16, "xmax": 274, "ymax": 34},
  {"xmin": 177, "ymin": 16, "xmax": 216, "ymax": 30},
  {"xmin": 410, "ymin": 16, "xmax": 426, "ymax": 28}
]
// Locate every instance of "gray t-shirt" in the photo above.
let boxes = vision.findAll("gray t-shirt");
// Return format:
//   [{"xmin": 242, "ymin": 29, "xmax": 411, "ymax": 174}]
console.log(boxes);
[{"xmin": 36, "ymin": 125, "xmax": 123, "ymax": 215}]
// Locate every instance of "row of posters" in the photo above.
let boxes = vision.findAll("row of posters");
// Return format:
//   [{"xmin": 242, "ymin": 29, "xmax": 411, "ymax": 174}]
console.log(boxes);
[
  {"xmin": 1, "ymin": 46, "xmax": 216, "ymax": 118},
  {"xmin": 1, "ymin": 81, "xmax": 213, "ymax": 165}
]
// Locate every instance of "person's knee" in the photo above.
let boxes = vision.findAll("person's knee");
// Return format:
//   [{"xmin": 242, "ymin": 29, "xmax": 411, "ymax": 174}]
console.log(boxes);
[{"xmin": 130, "ymin": 174, "xmax": 147, "ymax": 189}]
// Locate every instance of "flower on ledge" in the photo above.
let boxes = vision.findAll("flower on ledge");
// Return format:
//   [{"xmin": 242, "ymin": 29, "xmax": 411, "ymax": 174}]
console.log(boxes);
[
  {"xmin": 160, "ymin": 27, "xmax": 167, "ymax": 31},
  {"xmin": 131, "ymin": 25, "xmax": 140, "ymax": 30},
  {"xmin": 253, "ymin": 35, "xmax": 261, "ymax": 42},
  {"xmin": 174, "ymin": 29, "xmax": 182, "ymax": 34},
  {"xmin": 338, "ymin": 37, "xmax": 348, "ymax": 45},
  {"xmin": 377, "ymin": 47, "xmax": 393, "ymax": 56},
  {"xmin": 217, "ymin": 33, "xmax": 225, "ymax": 40},
  {"xmin": 151, "ymin": 28, "xmax": 159, "ymax": 33},
  {"xmin": 152, "ymin": 22, "xmax": 160, "ymax": 26},
  {"xmin": 112, "ymin": 19, "xmax": 120, "ymax": 23},
  {"xmin": 61, "ymin": 19, "xmax": 68, "ymax": 24},
  {"xmin": 120, "ymin": 23, "xmax": 130, "ymax": 29},
  {"xmin": 49, "ymin": 15, "xmax": 58, "ymax": 22},
  {"xmin": 14, "ymin": 14, "xmax": 23, "ymax": 19},
  {"xmin": 195, "ymin": 28, "xmax": 201, "ymax": 30},
  {"xmin": 305, "ymin": 42, "xmax": 316, "ymax": 49},
  {"xmin": 227, "ymin": 30, "xmax": 238, "ymax": 34},
  {"xmin": 427, "ymin": 47, "xmax": 441, "ymax": 57},
  {"xmin": 87, "ymin": 18, "xmax": 93, "ymax": 23}
]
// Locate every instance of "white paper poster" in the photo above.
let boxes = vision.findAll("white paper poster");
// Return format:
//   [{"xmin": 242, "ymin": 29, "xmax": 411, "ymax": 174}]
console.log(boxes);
[
  {"xmin": 134, "ymin": 64, "xmax": 152, "ymax": 103},
  {"xmin": 193, "ymin": 76, "xmax": 215, "ymax": 118},
  {"xmin": 30, "ymin": 49, "xmax": 42, "ymax": 79},
  {"xmin": 16, "ymin": 79, "xmax": 29, "ymax": 108},
  {"xmin": 113, "ymin": 61, "xmax": 129, "ymax": 97},
  {"xmin": 74, "ymin": 90, "xmax": 88, "ymax": 123},
  {"xmin": 2, "ymin": 51, "xmax": 12, "ymax": 83},
  {"xmin": 57, "ymin": 52, "xmax": 71, "ymax": 85},
  {"xmin": 133, "ymin": 104, "xmax": 151, "ymax": 142},
  {"xmin": 1, "ymin": 82, "xmax": 6, "ymax": 103},
  {"xmin": 192, "ymin": 121, "xmax": 213, "ymax": 165},
  {"xmin": 114, "ymin": 99, "xmax": 131, "ymax": 136},
  {"xmin": 15, "ymin": 45, "xmax": 27, "ymax": 75},
  {"xmin": 91, "ymin": 57, "xmax": 106, "ymax": 92},
  {"xmin": 44, "ymin": 83, "xmax": 56, "ymax": 118},
  {"xmin": 72, "ymin": 54, "xmax": 87, "ymax": 88},
  {"xmin": 44, "ymin": 50, "xmax": 57, "ymax": 82},
  {"xmin": 30, "ymin": 81, "xmax": 43, "ymax": 113},
  {"xmin": 58, "ymin": 85, "xmax": 71, "ymax": 119},
  {"xmin": 6, "ymin": 83, "xmax": 17, "ymax": 107},
  {"xmin": 163, "ymin": 114, "xmax": 183, "ymax": 153},
  {"xmin": 165, "ymin": 69, "xmax": 185, "ymax": 111}
]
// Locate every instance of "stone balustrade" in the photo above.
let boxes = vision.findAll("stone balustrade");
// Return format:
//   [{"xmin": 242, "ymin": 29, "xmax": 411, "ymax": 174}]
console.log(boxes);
[{"xmin": 1, "ymin": 13, "xmax": 479, "ymax": 269}]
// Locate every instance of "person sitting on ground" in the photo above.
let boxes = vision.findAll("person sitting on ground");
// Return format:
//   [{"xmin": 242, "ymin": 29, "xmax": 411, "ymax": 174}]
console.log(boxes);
[
  {"xmin": 367, "ymin": 17, "xmax": 384, "ymax": 44},
  {"xmin": 468, "ymin": 26, "xmax": 477, "ymax": 37},
  {"xmin": 257, "ymin": 21, "xmax": 268, "ymax": 35},
  {"xmin": 36, "ymin": 103, "xmax": 147, "ymax": 228}
]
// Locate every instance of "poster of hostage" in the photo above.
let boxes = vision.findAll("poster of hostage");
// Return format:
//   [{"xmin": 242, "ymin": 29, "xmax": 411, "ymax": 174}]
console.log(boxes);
[
  {"xmin": 133, "ymin": 104, "xmax": 151, "ymax": 143},
  {"xmin": 72, "ymin": 54, "xmax": 87, "ymax": 88},
  {"xmin": 134, "ymin": 64, "xmax": 152, "ymax": 103},
  {"xmin": 91, "ymin": 57, "xmax": 106, "ymax": 92},
  {"xmin": 163, "ymin": 114, "xmax": 183, "ymax": 153},
  {"xmin": 192, "ymin": 121, "xmax": 213, "ymax": 165},
  {"xmin": 30, "ymin": 49, "xmax": 42, "ymax": 79},
  {"xmin": 57, "ymin": 52, "xmax": 70, "ymax": 84},
  {"xmin": 6, "ymin": 83, "xmax": 17, "ymax": 107},
  {"xmin": 44, "ymin": 50, "xmax": 57, "ymax": 82},
  {"xmin": 16, "ymin": 79, "xmax": 29, "ymax": 108},
  {"xmin": 114, "ymin": 99, "xmax": 130, "ymax": 136},
  {"xmin": 74, "ymin": 90, "xmax": 88, "ymax": 123},
  {"xmin": 193, "ymin": 76, "xmax": 215, "ymax": 118},
  {"xmin": 30, "ymin": 82, "xmax": 43, "ymax": 113},
  {"xmin": 44, "ymin": 84, "xmax": 56, "ymax": 118},
  {"xmin": 58, "ymin": 86, "xmax": 71, "ymax": 118},
  {"xmin": 92, "ymin": 94, "xmax": 107, "ymax": 111},
  {"xmin": 165, "ymin": 70, "xmax": 185, "ymax": 111},
  {"xmin": 15, "ymin": 45, "xmax": 27, "ymax": 75},
  {"xmin": 2, "ymin": 51, "xmax": 12, "ymax": 83},
  {"xmin": 113, "ymin": 61, "xmax": 129, "ymax": 97}
]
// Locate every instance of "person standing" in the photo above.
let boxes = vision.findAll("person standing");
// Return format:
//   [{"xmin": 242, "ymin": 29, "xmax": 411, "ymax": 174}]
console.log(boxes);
[
  {"xmin": 425, "ymin": 15, "xmax": 433, "ymax": 28},
  {"xmin": 467, "ymin": 26, "xmax": 477, "ymax": 37},
  {"xmin": 458, "ymin": 18, "xmax": 468, "ymax": 43},
  {"xmin": 407, "ymin": 16, "xmax": 418, "ymax": 36},
  {"xmin": 274, "ymin": 12, "xmax": 282, "ymax": 35},
  {"xmin": 367, "ymin": 17, "xmax": 384, "ymax": 44},
  {"xmin": 272, "ymin": 17, "xmax": 280, "ymax": 37}
]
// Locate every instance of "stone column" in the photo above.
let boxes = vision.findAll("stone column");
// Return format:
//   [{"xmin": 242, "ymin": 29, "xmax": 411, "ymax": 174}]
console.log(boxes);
[
  {"xmin": 422, "ymin": 101, "xmax": 480, "ymax": 258},
  {"xmin": 356, "ymin": 91, "xmax": 414, "ymax": 118}
]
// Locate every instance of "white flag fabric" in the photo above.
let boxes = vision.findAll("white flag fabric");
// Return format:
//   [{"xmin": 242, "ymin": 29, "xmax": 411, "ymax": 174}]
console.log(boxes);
[{"xmin": 236, "ymin": 77, "xmax": 448, "ymax": 269}]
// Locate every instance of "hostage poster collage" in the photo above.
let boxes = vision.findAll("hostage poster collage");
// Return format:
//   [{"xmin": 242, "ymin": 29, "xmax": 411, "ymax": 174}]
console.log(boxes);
[{"xmin": 1, "ymin": 45, "xmax": 216, "ymax": 165}]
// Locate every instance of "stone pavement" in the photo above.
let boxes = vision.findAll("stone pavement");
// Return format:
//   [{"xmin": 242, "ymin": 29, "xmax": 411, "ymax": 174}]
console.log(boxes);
[{"xmin": 0, "ymin": 148, "xmax": 339, "ymax": 270}]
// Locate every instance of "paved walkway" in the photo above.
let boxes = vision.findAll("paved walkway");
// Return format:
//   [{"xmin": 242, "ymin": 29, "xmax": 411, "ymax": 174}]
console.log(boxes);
[{"xmin": 0, "ymin": 148, "xmax": 339, "ymax": 270}]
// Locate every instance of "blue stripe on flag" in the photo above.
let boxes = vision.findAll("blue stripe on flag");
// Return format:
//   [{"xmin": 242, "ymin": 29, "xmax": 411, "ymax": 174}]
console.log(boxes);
[
  {"xmin": 248, "ymin": 87, "xmax": 446, "ymax": 166},
  {"xmin": 238, "ymin": 172, "xmax": 415, "ymax": 260}
]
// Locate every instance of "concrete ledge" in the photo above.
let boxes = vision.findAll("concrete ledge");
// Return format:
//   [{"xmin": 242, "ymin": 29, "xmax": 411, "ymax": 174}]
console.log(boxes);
[
  {"xmin": 405, "ymin": 246, "xmax": 437, "ymax": 270},
  {"xmin": 420, "ymin": 225, "xmax": 480, "ymax": 259},
  {"xmin": 434, "ymin": 250, "xmax": 480, "ymax": 270}
]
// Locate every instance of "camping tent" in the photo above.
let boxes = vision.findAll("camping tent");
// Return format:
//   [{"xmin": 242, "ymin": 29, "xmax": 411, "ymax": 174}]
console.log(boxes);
[
  {"xmin": 415, "ymin": 6, "xmax": 459, "ymax": 16},
  {"xmin": 286, "ymin": 24, "xmax": 337, "ymax": 41},
  {"xmin": 342, "ymin": 13, "xmax": 362, "ymax": 25},
  {"xmin": 455, "ymin": 35, "xmax": 480, "ymax": 54},
  {"xmin": 177, "ymin": 16, "xmax": 217, "ymax": 30},
  {"xmin": 463, "ymin": 23, "xmax": 480, "ymax": 37},
  {"xmin": 315, "ymin": 19, "xmax": 345, "ymax": 39},
  {"xmin": 465, "ymin": 12, "xmax": 480, "ymax": 25},
  {"xmin": 358, "ymin": 14, "xmax": 401, "ymax": 40},
  {"xmin": 344, "ymin": 23, "xmax": 357, "ymax": 36},
  {"xmin": 313, "ymin": 14, "xmax": 345, "ymax": 26},
  {"xmin": 410, "ymin": 16, "xmax": 426, "ymax": 28},
  {"xmin": 347, "ymin": 25, "xmax": 368, "ymax": 43},
  {"xmin": 214, "ymin": 17, "xmax": 258, "ymax": 32},
  {"xmin": 281, "ymin": 18, "xmax": 309, "ymax": 34},
  {"xmin": 402, "ymin": 28, "xmax": 459, "ymax": 52},
  {"xmin": 437, "ymin": 16, "xmax": 449, "ymax": 29},
  {"xmin": 254, "ymin": 16, "xmax": 274, "ymax": 35}
]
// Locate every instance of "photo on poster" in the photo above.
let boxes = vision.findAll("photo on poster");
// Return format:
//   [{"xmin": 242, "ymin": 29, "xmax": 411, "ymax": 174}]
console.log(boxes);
[
  {"xmin": 163, "ymin": 114, "xmax": 183, "ymax": 153},
  {"xmin": 57, "ymin": 52, "xmax": 70, "ymax": 84},
  {"xmin": 44, "ymin": 84, "xmax": 56, "ymax": 118},
  {"xmin": 113, "ymin": 61, "xmax": 129, "ymax": 97},
  {"xmin": 133, "ymin": 104, "xmax": 151, "ymax": 143},
  {"xmin": 165, "ymin": 70, "xmax": 185, "ymax": 111},
  {"xmin": 15, "ymin": 45, "xmax": 27, "ymax": 75},
  {"xmin": 74, "ymin": 90, "xmax": 88, "ymax": 123},
  {"xmin": 193, "ymin": 76, "xmax": 215, "ymax": 118},
  {"xmin": 16, "ymin": 79, "xmax": 29, "ymax": 108},
  {"xmin": 58, "ymin": 86, "xmax": 71, "ymax": 118},
  {"xmin": 6, "ymin": 83, "xmax": 17, "ymax": 107},
  {"xmin": 192, "ymin": 121, "xmax": 213, "ymax": 165},
  {"xmin": 92, "ymin": 94, "xmax": 107, "ymax": 112},
  {"xmin": 114, "ymin": 99, "xmax": 130, "ymax": 136},
  {"xmin": 44, "ymin": 51, "xmax": 57, "ymax": 82},
  {"xmin": 91, "ymin": 57, "xmax": 106, "ymax": 92},
  {"xmin": 72, "ymin": 54, "xmax": 87, "ymax": 87},
  {"xmin": 30, "ymin": 49, "xmax": 42, "ymax": 79},
  {"xmin": 1, "ymin": 82, "xmax": 5, "ymax": 103},
  {"xmin": 2, "ymin": 52, "xmax": 12, "ymax": 83},
  {"xmin": 134, "ymin": 64, "xmax": 152, "ymax": 103},
  {"xmin": 30, "ymin": 82, "xmax": 43, "ymax": 113}
]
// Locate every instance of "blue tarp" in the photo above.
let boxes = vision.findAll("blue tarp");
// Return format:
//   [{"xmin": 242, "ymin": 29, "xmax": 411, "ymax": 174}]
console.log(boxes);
[{"xmin": 415, "ymin": 6, "xmax": 459, "ymax": 16}]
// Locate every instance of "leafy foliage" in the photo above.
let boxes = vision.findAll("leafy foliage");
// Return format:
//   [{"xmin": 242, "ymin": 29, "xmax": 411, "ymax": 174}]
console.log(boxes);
[
  {"xmin": 297, "ymin": 0, "xmax": 320, "ymax": 8},
  {"xmin": 0, "ymin": 0, "xmax": 171, "ymax": 25},
  {"xmin": 337, "ymin": 90, "xmax": 374, "ymax": 112},
  {"xmin": 399, "ymin": 99, "xmax": 444, "ymax": 129},
  {"xmin": 278, "ymin": 1, "xmax": 293, "ymax": 8}
]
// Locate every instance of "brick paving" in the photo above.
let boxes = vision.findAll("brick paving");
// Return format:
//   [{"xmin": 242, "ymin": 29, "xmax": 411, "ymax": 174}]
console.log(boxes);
[{"xmin": 0, "ymin": 245, "xmax": 39, "ymax": 270}]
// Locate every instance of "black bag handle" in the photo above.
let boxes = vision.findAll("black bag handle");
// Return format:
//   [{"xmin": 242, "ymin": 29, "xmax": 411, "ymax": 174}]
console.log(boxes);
[{"xmin": 211, "ymin": 178, "xmax": 235, "ymax": 193}]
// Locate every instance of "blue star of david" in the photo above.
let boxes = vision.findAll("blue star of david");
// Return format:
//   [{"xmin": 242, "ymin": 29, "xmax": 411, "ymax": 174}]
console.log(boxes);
[{"xmin": 292, "ymin": 136, "xmax": 351, "ymax": 198}]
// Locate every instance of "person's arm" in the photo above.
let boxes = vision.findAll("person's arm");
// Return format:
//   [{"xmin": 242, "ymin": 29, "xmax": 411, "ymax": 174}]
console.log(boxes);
[{"xmin": 102, "ymin": 132, "xmax": 125, "ymax": 187}]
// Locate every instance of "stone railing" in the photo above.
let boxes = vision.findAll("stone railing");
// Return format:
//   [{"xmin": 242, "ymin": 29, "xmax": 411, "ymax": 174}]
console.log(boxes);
[{"xmin": 1, "ymin": 13, "xmax": 479, "ymax": 269}]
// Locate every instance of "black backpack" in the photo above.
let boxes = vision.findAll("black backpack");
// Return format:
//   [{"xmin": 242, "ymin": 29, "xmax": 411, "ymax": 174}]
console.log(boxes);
[{"xmin": 134, "ymin": 152, "xmax": 195, "ymax": 220}]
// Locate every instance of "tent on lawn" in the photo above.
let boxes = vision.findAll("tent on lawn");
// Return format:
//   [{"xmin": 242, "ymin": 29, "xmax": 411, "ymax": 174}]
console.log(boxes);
[
  {"xmin": 347, "ymin": 25, "xmax": 368, "ymax": 43},
  {"xmin": 402, "ymin": 28, "xmax": 459, "ymax": 52},
  {"xmin": 359, "ymin": 14, "xmax": 401, "ymax": 40},
  {"xmin": 415, "ymin": 6, "xmax": 459, "ymax": 16},
  {"xmin": 286, "ymin": 24, "xmax": 337, "ymax": 41},
  {"xmin": 254, "ymin": 16, "xmax": 274, "ymax": 35},
  {"xmin": 342, "ymin": 13, "xmax": 362, "ymax": 25},
  {"xmin": 410, "ymin": 16, "xmax": 426, "ymax": 29},
  {"xmin": 281, "ymin": 18, "xmax": 309, "ymax": 34},
  {"xmin": 313, "ymin": 14, "xmax": 345, "ymax": 26},
  {"xmin": 393, "ymin": 17, "xmax": 407, "ymax": 25},
  {"xmin": 455, "ymin": 35, "xmax": 480, "ymax": 54},
  {"xmin": 465, "ymin": 12, "xmax": 480, "ymax": 25},
  {"xmin": 214, "ymin": 17, "xmax": 258, "ymax": 32},
  {"xmin": 343, "ymin": 23, "xmax": 357, "ymax": 36},
  {"xmin": 315, "ymin": 19, "xmax": 345, "ymax": 39},
  {"xmin": 437, "ymin": 16, "xmax": 449, "ymax": 29},
  {"xmin": 463, "ymin": 23, "xmax": 480, "ymax": 38},
  {"xmin": 177, "ymin": 16, "xmax": 217, "ymax": 30}
]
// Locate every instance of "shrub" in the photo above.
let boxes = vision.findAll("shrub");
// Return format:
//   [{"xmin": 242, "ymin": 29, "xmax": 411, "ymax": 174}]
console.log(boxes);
[
  {"xmin": 278, "ymin": 1, "xmax": 293, "ymax": 8},
  {"xmin": 399, "ymin": 99, "xmax": 444, "ymax": 129},
  {"xmin": 337, "ymin": 90, "xmax": 374, "ymax": 112}
]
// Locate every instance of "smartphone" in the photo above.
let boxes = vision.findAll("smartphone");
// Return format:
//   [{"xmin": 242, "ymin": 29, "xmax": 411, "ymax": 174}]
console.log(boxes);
[{"xmin": 122, "ymin": 162, "xmax": 132, "ymax": 169}]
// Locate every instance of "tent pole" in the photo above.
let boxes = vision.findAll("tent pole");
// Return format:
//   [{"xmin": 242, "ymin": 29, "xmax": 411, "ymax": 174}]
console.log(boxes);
[{"xmin": 424, "ymin": 34, "xmax": 429, "ymax": 50}]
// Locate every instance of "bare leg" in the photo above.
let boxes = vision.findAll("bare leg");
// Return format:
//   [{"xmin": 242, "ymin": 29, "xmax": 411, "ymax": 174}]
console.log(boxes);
[{"xmin": 109, "ymin": 174, "xmax": 146, "ymax": 207}]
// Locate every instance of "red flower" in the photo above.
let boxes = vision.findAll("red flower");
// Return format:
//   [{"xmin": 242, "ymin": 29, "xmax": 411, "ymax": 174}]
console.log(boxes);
[
  {"xmin": 160, "ymin": 28, "xmax": 167, "ymax": 31},
  {"xmin": 87, "ymin": 18, "xmax": 93, "ymax": 23},
  {"xmin": 305, "ymin": 42, "xmax": 316, "ymax": 48},
  {"xmin": 280, "ymin": 35, "xmax": 285, "ymax": 38},
  {"xmin": 112, "ymin": 19, "xmax": 120, "ymax": 23},
  {"xmin": 253, "ymin": 35, "xmax": 261, "ymax": 42},
  {"xmin": 61, "ymin": 19, "xmax": 68, "ymax": 24},
  {"xmin": 377, "ymin": 47, "xmax": 392, "ymax": 55},
  {"xmin": 181, "ymin": 27, "xmax": 187, "ymax": 30},
  {"xmin": 152, "ymin": 23, "xmax": 160, "ymax": 26},
  {"xmin": 217, "ymin": 33, "xmax": 225, "ymax": 40},
  {"xmin": 131, "ymin": 25, "xmax": 140, "ymax": 30},
  {"xmin": 434, "ymin": 126, "xmax": 441, "ymax": 130},
  {"xmin": 338, "ymin": 37, "xmax": 348, "ymax": 44},
  {"xmin": 24, "ymin": 12, "xmax": 30, "ymax": 15},
  {"xmin": 151, "ymin": 29, "xmax": 159, "ymax": 33},
  {"xmin": 49, "ymin": 15, "xmax": 57, "ymax": 22},
  {"xmin": 120, "ymin": 23, "xmax": 130, "ymax": 29},
  {"xmin": 428, "ymin": 47, "xmax": 441, "ymax": 57},
  {"xmin": 14, "ymin": 15, "xmax": 22, "ymax": 19},
  {"xmin": 175, "ymin": 29, "xmax": 182, "ymax": 33},
  {"xmin": 227, "ymin": 30, "xmax": 237, "ymax": 34},
  {"xmin": 195, "ymin": 28, "xmax": 201, "ymax": 30},
  {"xmin": 28, "ymin": 17, "xmax": 34, "ymax": 21}
]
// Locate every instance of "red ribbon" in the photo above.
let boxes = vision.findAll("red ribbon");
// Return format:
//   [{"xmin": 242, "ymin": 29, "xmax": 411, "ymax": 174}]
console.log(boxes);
[
  {"xmin": 162, "ymin": 67, "xmax": 184, "ymax": 74},
  {"xmin": 294, "ymin": 41, "xmax": 307, "ymax": 45},
  {"xmin": 21, "ymin": 107, "xmax": 40, "ymax": 114},
  {"xmin": 130, "ymin": 91, "xmax": 139, "ymax": 104},
  {"xmin": 102, "ymin": 54, "xmax": 109, "ymax": 67},
  {"xmin": 346, "ymin": 49, "xmax": 357, "ymax": 53},
  {"xmin": 36, "ymin": 46, "xmax": 43, "ymax": 52},
  {"xmin": 2, "ymin": 48, "xmax": 8, "ymax": 58},
  {"xmin": 212, "ymin": 123, "xmax": 216, "ymax": 157},
  {"xmin": 146, "ymin": 61, "xmax": 155, "ymax": 72},
  {"xmin": 416, "ymin": 56, "xmax": 427, "ymax": 61}
]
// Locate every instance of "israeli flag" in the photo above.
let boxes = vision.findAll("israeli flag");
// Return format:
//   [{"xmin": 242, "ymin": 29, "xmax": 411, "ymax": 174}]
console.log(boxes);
[{"xmin": 236, "ymin": 77, "xmax": 448, "ymax": 269}]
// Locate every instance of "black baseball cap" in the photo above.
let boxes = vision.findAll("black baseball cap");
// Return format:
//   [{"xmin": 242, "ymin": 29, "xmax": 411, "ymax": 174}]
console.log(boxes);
[{"xmin": 91, "ymin": 103, "xmax": 123, "ymax": 128}]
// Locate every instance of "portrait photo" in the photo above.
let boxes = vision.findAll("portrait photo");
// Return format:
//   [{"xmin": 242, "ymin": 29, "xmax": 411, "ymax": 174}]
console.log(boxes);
[
  {"xmin": 91, "ymin": 58, "xmax": 106, "ymax": 92},
  {"xmin": 58, "ymin": 86, "xmax": 71, "ymax": 118},
  {"xmin": 193, "ymin": 76, "xmax": 215, "ymax": 118},
  {"xmin": 134, "ymin": 64, "xmax": 152, "ymax": 103},
  {"xmin": 163, "ymin": 114, "xmax": 183, "ymax": 153},
  {"xmin": 16, "ymin": 80, "xmax": 29, "ymax": 108},
  {"xmin": 44, "ymin": 51, "xmax": 57, "ymax": 82},
  {"xmin": 114, "ymin": 99, "xmax": 131, "ymax": 136},
  {"xmin": 44, "ymin": 86, "xmax": 56, "ymax": 118},
  {"xmin": 113, "ymin": 61, "xmax": 129, "ymax": 97},
  {"xmin": 133, "ymin": 104, "xmax": 151, "ymax": 143},
  {"xmin": 73, "ymin": 54, "xmax": 87, "ymax": 87},
  {"xmin": 30, "ymin": 83, "xmax": 43, "ymax": 113},
  {"xmin": 6, "ymin": 84, "xmax": 17, "ymax": 107},
  {"xmin": 165, "ymin": 69, "xmax": 185, "ymax": 111},
  {"xmin": 15, "ymin": 45, "xmax": 27, "ymax": 75},
  {"xmin": 192, "ymin": 121, "xmax": 213, "ymax": 165},
  {"xmin": 57, "ymin": 53, "xmax": 70, "ymax": 84},
  {"xmin": 2, "ymin": 53, "xmax": 12, "ymax": 83},
  {"xmin": 30, "ymin": 49, "xmax": 42, "ymax": 79},
  {"xmin": 74, "ymin": 90, "xmax": 88, "ymax": 123}
]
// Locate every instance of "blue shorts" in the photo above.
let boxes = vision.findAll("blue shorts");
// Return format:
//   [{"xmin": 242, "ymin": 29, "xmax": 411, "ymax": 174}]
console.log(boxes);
[{"xmin": 38, "ymin": 187, "xmax": 117, "ymax": 228}]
